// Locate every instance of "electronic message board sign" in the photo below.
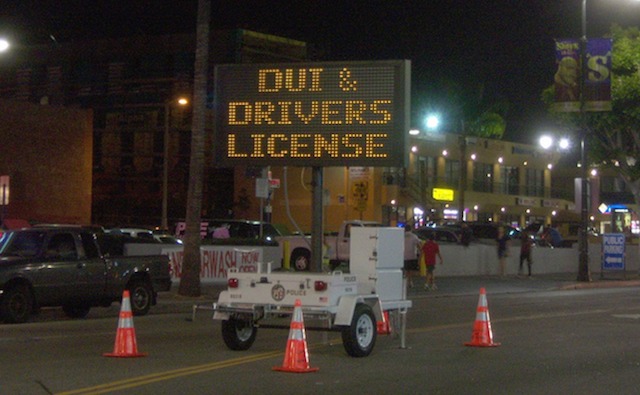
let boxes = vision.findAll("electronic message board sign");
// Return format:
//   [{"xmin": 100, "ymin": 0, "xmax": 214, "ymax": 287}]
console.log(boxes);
[{"xmin": 213, "ymin": 60, "xmax": 410, "ymax": 167}]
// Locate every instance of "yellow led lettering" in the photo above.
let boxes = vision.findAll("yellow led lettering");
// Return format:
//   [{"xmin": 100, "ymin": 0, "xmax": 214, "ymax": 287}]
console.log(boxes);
[
  {"xmin": 228, "ymin": 102, "xmax": 252, "ymax": 125},
  {"xmin": 254, "ymin": 102, "xmax": 276, "ymax": 125},
  {"xmin": 258, "ymin": 69, "xmax": 282, "ymax": 92},
  {"xmin": 267, "ymin": 134, "xmax": 288, "ymax": 157},
  {"xmin": 278, "ymin": 101, "xmax": 293, "ymax": 125},
  {"xmin": 294, "ymin": 101, "xmax": 319, "ymax": 124},
  {"xmin": 259, "ymin": 68, "xmax": 324, "ymax": 92},
  {"xmin": 345, "ymin": 101, "xmax": 367, "ymax": 125},
  {"xmin": 339, "ymin": 68, "xmax": 357, "ymax": 92},
  {"xmin": 284, "ymin": 69, "xmax": 305, "ymax": 92},
  {"xmin": 308, "ymin": 68, "xmax": 323, "ymax": 91},
  {"xmin": 290, "ymin": 134, "xmax": 312, "ymax": 158},
  {"xmin": 366, "ymin": 134, "xmax": 387, "ymax": 157},
  {"xmin": 227, "ymin": 134, "xmax": 247, "ymax": 157},
  {"xmin": 321, "ymin": 101, "xmax": 342, "ymax": 125},
  {"xmin": 314, "ymin": 134, "xmax": 340, "ymax": 158},
  {"xmin": 369, "ymin": 100, "xmax": 392, "ymax": 124},
  {"xmin": 342, "ymin": 134, "xmax": 363, "ymax": 158},
  {"xmin": 250, "ymin": 134, "xmax": 266, "ymax": 157}
]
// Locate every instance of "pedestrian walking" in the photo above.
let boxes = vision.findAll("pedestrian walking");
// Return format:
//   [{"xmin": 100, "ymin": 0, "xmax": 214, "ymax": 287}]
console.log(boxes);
[
  {"xmin": 460, "ymin": 222, "xmax": 473, "ymax": 247},
  {"xmin": 420, "ymin": 233, "xmax": 443, "ymax": 290},
  {"xmin": 519, "ymin": 230, "xmax": 533, "ymax": 276},
  {"xmin": 496, "ymin": 226, "xmax": 509, "ymax": 276}
]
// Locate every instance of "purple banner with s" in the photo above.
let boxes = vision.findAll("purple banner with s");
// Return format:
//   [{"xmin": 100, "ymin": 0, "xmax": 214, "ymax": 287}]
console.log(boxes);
[{"xmin": 553, "ymin": 38, "xmax": 611, "ymax": 112}]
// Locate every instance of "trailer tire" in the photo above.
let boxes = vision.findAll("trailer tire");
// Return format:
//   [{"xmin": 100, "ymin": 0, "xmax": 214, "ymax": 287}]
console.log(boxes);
[
  {"xmin": 221, "ymin": 317, "xmax": 257, "ymax": 351},
  {"xmin": 341, "ymin": 303, "xmax": 377, "ymax": 357}
]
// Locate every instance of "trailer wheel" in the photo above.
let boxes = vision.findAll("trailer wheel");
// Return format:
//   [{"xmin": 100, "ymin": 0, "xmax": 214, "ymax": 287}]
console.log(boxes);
[
  {"xmin": 291, "ymin": 249, "xmax": 311, "ymax": 271},
  {"xmin": 221, "ymin": 317, "xmax": 257, "ymax": 351},
  {"xmin": 341, "ymin": 303, "xmax": 377, "ymax": 357}
]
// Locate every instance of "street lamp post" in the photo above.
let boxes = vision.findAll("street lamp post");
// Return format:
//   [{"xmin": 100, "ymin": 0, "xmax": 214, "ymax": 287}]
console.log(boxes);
[
  {"xmin": 162, "ymin": 97, "xmax": 188, "ymax": 231},
  {"xmin": 577, "ymin": 0, "xmax": 591, "ymax": 281}
]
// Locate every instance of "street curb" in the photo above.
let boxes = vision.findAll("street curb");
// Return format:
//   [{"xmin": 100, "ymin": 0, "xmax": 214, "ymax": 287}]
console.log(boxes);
[{"xmin": 558, "ymin": 279, "xmax": 640, "ymax": 290}]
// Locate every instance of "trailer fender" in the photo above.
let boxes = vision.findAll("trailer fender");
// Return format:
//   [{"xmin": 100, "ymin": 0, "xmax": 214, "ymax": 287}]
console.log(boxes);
[
  {"xmin": 334, "ymin": 295, "xmax": 383, "ymax": 326},
  {"xmin": 213, "ymin": 291, "xmax": 231, "ymax": 320}
]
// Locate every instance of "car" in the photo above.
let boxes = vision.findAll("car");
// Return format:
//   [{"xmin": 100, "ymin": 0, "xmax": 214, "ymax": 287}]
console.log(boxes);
[
  {"xmin": 413, "ymin": 226, "xmax": 461, "ymax": 244},
  {"xmin": 175, "ymin": 219, "xmax": 288, "ymax": 241},
  {"xmin": 109, "ymin": 227, "xmax": 182, "ymax": 244},
  {"xmin": 441, "ymin": 222, "xmax": 523, "ymax": 246}
]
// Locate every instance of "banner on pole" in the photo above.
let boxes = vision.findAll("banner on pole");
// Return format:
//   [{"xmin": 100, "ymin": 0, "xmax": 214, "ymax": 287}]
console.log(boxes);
[{"xmin": 553, "ymin": 38, "xmax": 612, "ymax": 112}]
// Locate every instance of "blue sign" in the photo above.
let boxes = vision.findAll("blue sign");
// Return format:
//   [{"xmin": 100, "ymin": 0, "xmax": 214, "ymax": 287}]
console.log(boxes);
[{"xmin": 602, "ymin": 233, "xmax": 625, "ymax": 271}]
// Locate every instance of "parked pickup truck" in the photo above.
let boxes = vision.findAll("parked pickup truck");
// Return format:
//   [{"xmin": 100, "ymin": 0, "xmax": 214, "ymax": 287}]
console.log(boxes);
[{"xmin": 0, "ymin": 226, "xmax": 172, "ymax": 323}]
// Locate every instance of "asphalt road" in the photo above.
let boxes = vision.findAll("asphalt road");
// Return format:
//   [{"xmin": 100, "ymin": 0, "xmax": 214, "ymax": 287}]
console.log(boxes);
[{"xmin": 4, "ymin": 274, "xmax": 640, "ymax": 394}]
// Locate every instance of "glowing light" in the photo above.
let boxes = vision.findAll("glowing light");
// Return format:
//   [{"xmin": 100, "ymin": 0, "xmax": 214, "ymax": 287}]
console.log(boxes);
[
  {"xmin": 425, "ymin": 114, "xmax": 440, "ymax": 130},
  {"xmin": 539, "ymin": 135, "xmax": 553, "ymax": 149}
]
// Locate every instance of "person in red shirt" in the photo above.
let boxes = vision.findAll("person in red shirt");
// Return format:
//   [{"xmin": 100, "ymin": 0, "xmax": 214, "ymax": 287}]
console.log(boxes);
[{"xmin": 420, "ymin": 233, "xmax": 443, "ymax": 290}]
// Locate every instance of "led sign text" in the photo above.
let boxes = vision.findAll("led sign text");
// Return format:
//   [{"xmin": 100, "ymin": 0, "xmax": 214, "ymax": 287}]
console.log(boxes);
[{"xmin": 214, "ymin": 61, "xmax": 410, "ymax": 167}]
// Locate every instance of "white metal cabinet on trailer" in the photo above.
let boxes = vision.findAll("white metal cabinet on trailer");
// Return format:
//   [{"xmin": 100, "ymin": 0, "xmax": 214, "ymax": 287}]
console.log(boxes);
[{"xmin": 350, "ymin": 226, "xmax": 412, "ymax": 346}]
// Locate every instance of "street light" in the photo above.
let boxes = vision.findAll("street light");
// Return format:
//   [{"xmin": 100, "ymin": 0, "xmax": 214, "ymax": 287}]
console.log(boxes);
[
  {"xmin": 162, "ymin": 97, "xmax": 189, "ymax": 231},
  {"xmin": 0, "ymin": 38, "xmax": 9, "ymax": 53}
]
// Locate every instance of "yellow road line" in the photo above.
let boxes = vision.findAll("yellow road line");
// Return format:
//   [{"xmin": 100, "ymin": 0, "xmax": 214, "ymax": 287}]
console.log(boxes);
[
  {"xmin": 56, "ymin": 339, "xmax": 344, "ymax": 395},
  {"xmin": 56, "ymin": 351, "xmax": 283, "ymax": 395}
]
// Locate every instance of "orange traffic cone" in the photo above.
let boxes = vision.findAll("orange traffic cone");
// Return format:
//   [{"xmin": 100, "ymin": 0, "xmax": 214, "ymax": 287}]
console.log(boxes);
[
  {"xmin": 464, "ymin": 287, "xmax": 500, "ymax": 347},
  {"xmin": 273, "ymin": 299, "xmax": 319, "ymax": 373},
  {"xmin": 377, "ymin": 310, "xmax": 392, "ymax": 335},
  {"xmin": 104, "ymin": 290, "xmax": 147, "ymax": 358}
]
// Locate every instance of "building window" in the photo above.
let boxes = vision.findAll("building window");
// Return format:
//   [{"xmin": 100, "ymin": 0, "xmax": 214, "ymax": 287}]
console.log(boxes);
[
  {"xmin": 525, "ymin": 168, "xmax": 544, "ymax": 197},
  {"xmin": 417, "ymin": 156, "xmax": 437, "ymax": 188},
  {"xmin": 500, "ymin": 166, "xmax": 519, "ymax": 195},
  {"xmin": 444, "ymin": 159, "xmax": 460, "ymax": 189},
  {"xmin": 472, "ymin": 162, "xmax": 493, "ymax": 193}
]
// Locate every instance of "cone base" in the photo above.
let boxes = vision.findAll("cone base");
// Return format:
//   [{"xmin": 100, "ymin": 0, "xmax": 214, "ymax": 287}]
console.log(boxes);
[
  {"xmin": 272, "ymin": 366, "xmax": 319, "ymax": 373},
  {"xmin": 103, "ymin": 352, "xmax": 148, "ymax": 358},
  {"xmin": 464, "ymin": 342, "xmax": 500, "ymax": 347}
]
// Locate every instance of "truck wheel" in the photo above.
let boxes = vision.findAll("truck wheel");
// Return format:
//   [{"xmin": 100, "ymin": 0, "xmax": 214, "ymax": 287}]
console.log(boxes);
[
  {"xmin": 62, "ymin": 303, "xmax": 91, "ymax": 319},
  {"xmin": 127, "ymin": 280, "xmax": 153, "ymax": 316},
  {"xmin": 221, "ymin": 317, "xmax": 257, "ymax": 351},
  {"xmin": 291, "ymin": 249, "xmax": 311, "ymax": 271},
  {"xmin": 341, "ymin": 303, "xmax": 377, "ymax": 357},
  {"xmin": 1, "ymin": 284, "xmax": 33, "ymax": 324}
]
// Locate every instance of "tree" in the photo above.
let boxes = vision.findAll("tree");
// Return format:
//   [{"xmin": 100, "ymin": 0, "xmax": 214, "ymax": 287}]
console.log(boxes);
[
  {"xmin": 543, "ymin": 25, "xmax": 640, "ymax": 204},
  {"xmin": 415, "ymin": 79, "xmax": 508, "ymax": 138},
  {"xmin": 178, "ymin": 0, "xmax": 210, "ymax": 297}
]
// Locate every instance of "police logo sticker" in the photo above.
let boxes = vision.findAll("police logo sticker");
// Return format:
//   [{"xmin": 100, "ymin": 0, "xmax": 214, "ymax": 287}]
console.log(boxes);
[{"xmin": 271, "ymin": 284, "xmax": 285, "ymax": 301}]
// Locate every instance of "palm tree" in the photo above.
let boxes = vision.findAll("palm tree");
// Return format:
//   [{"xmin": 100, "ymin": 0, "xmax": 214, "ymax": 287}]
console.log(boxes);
[{"xmin": 178, "ymin": 0, "xmax": 210, "ymax": 297}]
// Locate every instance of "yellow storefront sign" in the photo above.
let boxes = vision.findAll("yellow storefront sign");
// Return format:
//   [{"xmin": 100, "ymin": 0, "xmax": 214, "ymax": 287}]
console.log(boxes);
[{"xmin": 432, "ymin": 188, "xmax": 454, "ymax": 201}]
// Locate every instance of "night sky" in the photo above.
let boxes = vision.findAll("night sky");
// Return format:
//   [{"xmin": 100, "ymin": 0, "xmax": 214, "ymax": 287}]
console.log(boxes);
[{"xmin": 2, "ymin": 0, "xmax": 640, "ymax": 143}]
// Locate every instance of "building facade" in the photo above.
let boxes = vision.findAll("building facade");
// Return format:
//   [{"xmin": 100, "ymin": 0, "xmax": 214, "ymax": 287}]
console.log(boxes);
[{"xmin": 0, "ymin": 30, "xmax": 307, "ymax": 228}]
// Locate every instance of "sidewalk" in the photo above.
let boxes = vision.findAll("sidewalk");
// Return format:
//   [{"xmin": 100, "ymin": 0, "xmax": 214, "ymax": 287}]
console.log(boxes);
[{"xmin": 407, "ymin": 272, "xmax": 640, "ymax": 297}]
